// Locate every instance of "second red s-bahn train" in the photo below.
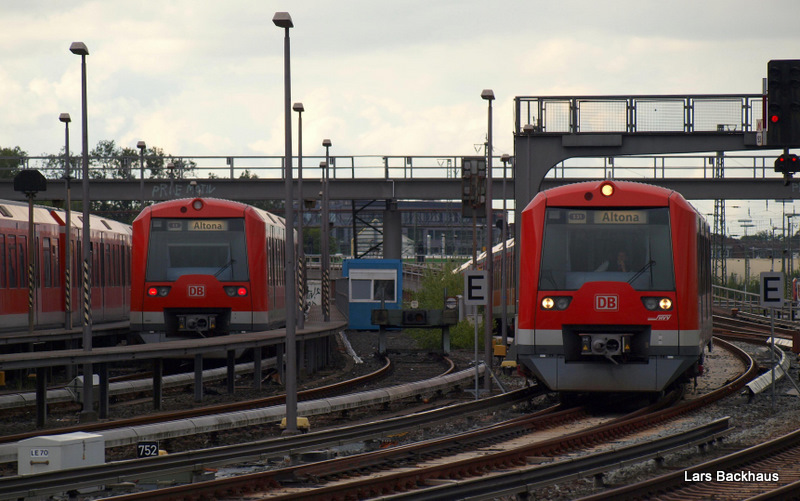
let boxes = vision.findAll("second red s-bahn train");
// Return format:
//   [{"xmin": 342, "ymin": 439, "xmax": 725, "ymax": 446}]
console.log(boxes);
[
  {"xmin": 0, "ymin": 198, "xmax": 131, "ymax": 333},
  {"xmin": 130, "ymin": 197, "xmax": 289, "ymax": 343},
  {"xmin": 516, "ymin": 180, "xmax": 712, "ymax": 394}
]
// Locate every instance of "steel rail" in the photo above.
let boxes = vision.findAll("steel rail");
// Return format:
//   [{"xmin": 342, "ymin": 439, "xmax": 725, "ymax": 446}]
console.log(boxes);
[
  {"xmin": 381, "ymin": 417, "xmax": 732, "ymax": 501},
  {"xmin": 0, "ymin": 386, "xmax": 545, "ymax": 500},
  {"xmin": 0, "ymin": 354, "xmax": 396, "ymax": 446},
  {"xmin": 144, "ymin": 337, "xmax": 754, "ymax": 501},
  {"xmin": 578, "ymin": 419, "xmax": 800, "ymax": 500}
]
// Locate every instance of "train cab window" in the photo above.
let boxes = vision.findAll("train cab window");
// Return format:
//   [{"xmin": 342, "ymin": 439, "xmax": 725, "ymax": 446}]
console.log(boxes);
[
  {"xmin": 145, "ymin": 218, "xmax": 249, "ymax": 282},
  {"xmin": 539, "ymin": 207, "xmax": 675, "ymax": 291}
]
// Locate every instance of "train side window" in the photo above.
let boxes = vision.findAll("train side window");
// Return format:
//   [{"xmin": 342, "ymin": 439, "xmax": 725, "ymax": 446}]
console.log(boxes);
[
  {"xmin": 75, "ymin": 241, "xmax": 81, "ymax": 287},
  {"xmin": 43, "ymin": 238, "xmax": 52, "ymax": 287},
  {"xmin": 0, "ymin": 234, "xmax": 4, "ymax": 288},
  {"xmin": 103, "ymin": 242, "xmax": 109, "ymax": 286},
  {"xmin": 125, "ymin": 246, "xmax": 130, "ymax": 286},
  {"xmin": 92, "ymin": 242, "xmax": 99, "ymax": 286},
  {"xmin": 52, "ymin": 239, "xmax": 59, "ymax": 288},
  {"xmin": 18, "ymin": 236, "xmax": 27, "ymax": 288},
  {"xmin": 7, "ymin": 235, "xmax": 16, "ymax": 288},
  {"xmin": 268, "ymin": 237, "xmax": 273, "ymax": 286}
]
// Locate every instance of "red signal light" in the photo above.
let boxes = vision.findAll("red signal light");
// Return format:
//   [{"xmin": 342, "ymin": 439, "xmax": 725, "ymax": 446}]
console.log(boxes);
[{"xmin": 771, "ymin": 114, "xmax": 780, "ymax": 123}]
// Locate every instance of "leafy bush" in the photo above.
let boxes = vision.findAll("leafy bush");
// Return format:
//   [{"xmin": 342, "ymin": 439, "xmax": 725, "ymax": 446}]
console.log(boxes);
[{"xmin": 404, "ymin": 263, "xmax": 484, "ymax": 350}]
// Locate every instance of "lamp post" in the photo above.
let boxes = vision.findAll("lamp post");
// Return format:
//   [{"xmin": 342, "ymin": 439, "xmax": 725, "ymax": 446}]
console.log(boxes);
[
  {"xmin": 500, "ymin": 153, "xmax": 510, "ymax": 343},
  {"xmin": 293, "ymin": 102, "xmax": 305, "ymax": 330},
  {"xmin": 59, "ymin": 113, "xmax": 73, "ymax": 330},
  {"xmin": 481, "ymin": 89, "xmax": 494, "ymax": 392},
  {"xmin": 322, "ymin": 139, "xmax": 332, "ymax": 322},
  {"xmin": 70, "ymin": 41, "xmax": 94, "ymax": 421},
  {"xmin": 273, "ymin": 11, "xmax": 298, "ymax": 435},
  {"xmin": 137, "ymin": 141, "xmax": 146, "ymax": 207}
]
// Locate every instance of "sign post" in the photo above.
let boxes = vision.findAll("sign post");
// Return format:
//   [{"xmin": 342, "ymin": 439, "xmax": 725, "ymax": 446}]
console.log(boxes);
[
  {"xmin": 464, "ymin": 270, "xmax": 487, "ymax": 399},
  {"xmin": 760, "ymin": 272, "xmax": 785, "ymax": 410}
]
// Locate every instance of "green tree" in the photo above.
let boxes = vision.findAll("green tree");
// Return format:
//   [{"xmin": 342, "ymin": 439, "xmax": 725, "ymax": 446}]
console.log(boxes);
[{"xmin": 0, "ymin": 146, "xmax": 27, "ymax": 179}]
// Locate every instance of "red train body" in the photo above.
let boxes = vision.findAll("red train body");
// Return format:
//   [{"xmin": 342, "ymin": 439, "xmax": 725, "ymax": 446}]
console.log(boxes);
[
  {"xmin": 130, "ymin": 198, "xmax": 288, "ymax": 342},
  {"xmin": 0, "ymin": 199, "xmax": 131, "ymax": 332},
  {"xmin": 516, "ymin": 180, "xmax": 712, "ymax": 393}
]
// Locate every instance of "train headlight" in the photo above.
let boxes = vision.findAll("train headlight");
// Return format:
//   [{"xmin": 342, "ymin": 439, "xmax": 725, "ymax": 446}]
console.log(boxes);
[
  {"xmin": 147, "ymin": 286, "xmax": 171, "ymax": 297},
  {"xmin": 541, "ymin": 296, "xmax": 572, "ymax": 310},
  {"xmin": 192, "ymin": 199, "xmax": 203, "ymax": 211},
  {"xmin": 642, "ymin": 297, "xmax": 672, "ymax": 310},
  {"xmin": 600, "ymin": 183, "xmax": 614, "ymax": 197}
]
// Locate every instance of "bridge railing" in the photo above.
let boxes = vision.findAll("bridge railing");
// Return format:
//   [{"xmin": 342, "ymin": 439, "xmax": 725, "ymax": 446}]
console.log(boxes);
[{"xmin": 1, "ymin": 151, "xmax": 789, "ymax": 185}]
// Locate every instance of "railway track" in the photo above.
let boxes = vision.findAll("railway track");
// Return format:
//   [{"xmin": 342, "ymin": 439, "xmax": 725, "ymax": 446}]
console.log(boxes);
[
  {"xmin": 0, "ymin": 354, "xmax": 399, "ymax": 449},
  {"xmin": 578, "ymin": 415, "xmax": 800, "ymax": 500},
  {"xmin": 93, "ymin": 337, "xmax": 757, "ymax": 500},
  {"xmin": 0, "ymin": 362, "xmax": 531, "ymax": 500}
]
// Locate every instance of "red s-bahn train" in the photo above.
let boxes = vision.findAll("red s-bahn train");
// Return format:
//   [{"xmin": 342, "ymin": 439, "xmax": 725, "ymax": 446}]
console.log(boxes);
[
  {"xmin": 130, "ymin": 197, "xmax": 289, "ymax": 343},
  {"xmin": 516, "ymin": 180, "xmax": 712, "ymax": 394},
  {"xmin": 0, "ymin": 199, "xmax": 131, "ymax": 332}
]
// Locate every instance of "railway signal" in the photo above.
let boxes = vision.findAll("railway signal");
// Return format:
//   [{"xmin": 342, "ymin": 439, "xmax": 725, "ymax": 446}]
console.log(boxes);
[
  {"xmin": 767, "ymin": 60, "xmax": 800, "ymax": 147},
  {"xmin": 774, "ymin": 152, "xmax": 799, "ymax": 185}
]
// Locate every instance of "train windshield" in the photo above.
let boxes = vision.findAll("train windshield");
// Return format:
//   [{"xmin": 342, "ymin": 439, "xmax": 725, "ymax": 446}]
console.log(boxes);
[
  {"xmin": 539, "ymin": 207, "xmax": 674, "ymax": 291},
  {"xmin": 145, "ymin": 218, "xmax": 249, "ymax": 281}
]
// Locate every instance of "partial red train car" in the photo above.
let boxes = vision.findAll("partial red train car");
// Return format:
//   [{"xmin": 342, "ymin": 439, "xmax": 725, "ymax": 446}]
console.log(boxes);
[
  {"xmin": 454, "ymin": 237, "xmax": 516, "ymax": 335},
  {"xmin": 130, "ymin": 197, "xmax": 288, "ymax": 343},
  {"xmin": 516, "ymin": 180, "xmax": 712, "ymax": 394},
  {"xmin": 0, "ymin": 199, "xmax": 131, "ymax": 332}
]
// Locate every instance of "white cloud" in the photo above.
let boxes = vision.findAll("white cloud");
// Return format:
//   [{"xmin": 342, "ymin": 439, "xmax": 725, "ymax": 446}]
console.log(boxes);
[{"xmin": 0, "ymin": 0, "xmax": 797, "ymax": 163}]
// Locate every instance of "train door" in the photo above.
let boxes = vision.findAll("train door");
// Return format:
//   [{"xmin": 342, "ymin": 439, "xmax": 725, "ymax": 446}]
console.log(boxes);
[
  {"xmin": 36, "ymin": 236, "xmax": 60, "ymax": 327},
  {"xmin": 17, "ymin": 235, "xmax": 29, "ymax": 327},
  {"xmin": 91, "ymin": 240, "xmax": 103, "ymax": 322}
]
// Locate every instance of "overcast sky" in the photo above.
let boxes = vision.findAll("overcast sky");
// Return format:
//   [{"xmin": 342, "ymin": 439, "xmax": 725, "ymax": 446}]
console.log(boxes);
[{"xmin": 2, "ymin": 0, "xmax": 799, "ymax": 233}]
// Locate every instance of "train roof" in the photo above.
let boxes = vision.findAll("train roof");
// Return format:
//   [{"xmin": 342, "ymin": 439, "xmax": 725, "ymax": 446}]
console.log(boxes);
[
  {"xmin": 453, "ymin": 237, "xmax": 515, "ymax": 273},
  {"xmin": 522, "ymin": 180, "xmax": 697, "ymax": 213},
  {"xmin": 135, "ymin": 197, "xmax": 286, "ymax": 230},
  {"xmin": 0, "ymin": 199, "xmax": 131, "ymax": 236}
]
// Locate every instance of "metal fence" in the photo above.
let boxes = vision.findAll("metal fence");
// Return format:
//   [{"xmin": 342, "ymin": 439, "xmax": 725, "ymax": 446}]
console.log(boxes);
[{"xmin": 515, "ymin": 94, "xmax": 764, "ymax": 134}]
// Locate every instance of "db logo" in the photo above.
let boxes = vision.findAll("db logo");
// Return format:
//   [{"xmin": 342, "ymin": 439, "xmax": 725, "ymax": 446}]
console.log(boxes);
[
  {"xmin": 188, "ymin": 285, "xmax": 205, "ymax": 297},
  {"xmin": 595, "ymin": 294, "xmax": 618, "ymax": 311}
]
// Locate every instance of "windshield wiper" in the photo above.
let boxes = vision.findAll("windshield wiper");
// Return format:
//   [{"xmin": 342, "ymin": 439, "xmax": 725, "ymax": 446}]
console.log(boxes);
[
  {"xmin": 214, "ymin": 258, "xmax": 236, "ymax": 278},
  {"xmin": 628, "ymin": 260, "xmax": 655, "ymax": 285}
]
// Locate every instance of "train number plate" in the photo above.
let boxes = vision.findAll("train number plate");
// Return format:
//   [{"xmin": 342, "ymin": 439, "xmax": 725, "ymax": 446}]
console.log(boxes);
[
  {"xmin": 594, "ymin": 294, "xmax": 618, "ymax": 311},
  {"xmin": 188, "ymin": 285, "xmax": 206, "ymax": 297}
]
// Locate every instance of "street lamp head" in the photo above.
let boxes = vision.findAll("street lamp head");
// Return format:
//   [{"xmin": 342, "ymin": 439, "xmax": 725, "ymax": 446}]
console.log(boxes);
[
  {"xmin": 59, "ymin": 113, "xmax": 71, "ymax": 123},
  {"xmin": 69, "ymin": 42, "xmax": 89, "ymax": 56},
  {"xmin": 322, "ymin": 139, "xmax": 332, "ymax": 147},
  {"xmin": 293, "ymin": 102, "xmax": 304, "ymax": 112},
  {"xmin": 272, "ymin": 12, "xmax": 293, "ymax": 28},
  {"xmin": 501, "ymin": 154, "xmax": 510, "ymax": 162},
  {"xmin": 136, "ymin": 140, "xmax": 146, "ymax": 150},
  {"xmin": 481, "ymin": 89, "xmax": 495, "ymax": 101},
  {"xmin": 320, "ymin": 161, "xmax": 327, "ymax": 168}
]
